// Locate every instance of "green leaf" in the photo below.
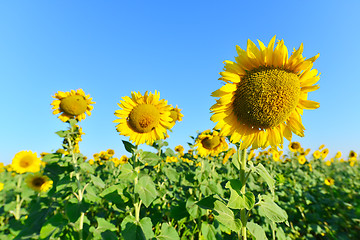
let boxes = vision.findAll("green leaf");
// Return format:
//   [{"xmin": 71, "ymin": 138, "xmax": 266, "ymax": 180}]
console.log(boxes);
[
  {"xmin": 65, "ymin": 202, "xmax": 81, "ymax": 222},
  {"xmin": 134, "ymin": 175, "xmax": 158, "ymax": 207},
  {"xmin": 156, "ymin": 223, "xmax": 180, "ymax": 240},
  {"xmin": 123, "ymin": 140, "xmax": 136, "ymax": 153},
  {"xmin": 40, "ymin": 213, "xmax": 68, "ymax": 238},
  {"xmin": 186, "ymin": 196, "xmax": 205, "ymax": 219},
  {"xmin": 255, "ymin": 163, "xmax": 275, "ymax": 194},
  {"xmin": 55, "ymin": 130, "xmax": 67, "ymax": 138},
  {"xmin": 196, "ymin": 195, "xmax": 217, "ymax": 210},
  {"xmin": 140, "ymin": 151, "xmax": 161, "ymax": 166},
  {"xmin": 201, "ymin": 222, "xmax": 221, "ymax": 240},
  {"xmin": 121, "ymin": 216, "xmax": 154, "ymax": 240},
  {"xmin": 139, "ymin": 217, "xmax": 155, "ymax": 239},
  {"xmin": 231, "ymin": 150, "xmax": 240, "ymax": 170},
  {"xmin": 80, "ymin": 162, "xmax": 95, "ymax": 174},
  {"xmin": 213, "ymin": 200, "xmax": 241, "ymax": 232},
  {"xmin": 225, "ymin": 180, "xmax": 246, "ymax": 210},
  {"xmin": 244, "ymin": 192, "xmax": 255, "ymax": 210},
  {"xmin": 247, "ymin": 222, "xmax": 268, "ymax": 240},
  {"xmin": 99, "ymin": 184, "xmax": 126, "ymax": 205},
  {"xmin": 258, "ymin": 196, "xmax": 288, "ymax": 223},
  {"xmin": 97, "ymin": 217, "xmax": 117, "ymax": 231},
  {"xmin": 164, "ymin": 167, "xmax": 179, "ymax": 182},
  {"xmin": 118, "ymin": 163, "xmax": 136, "ymax": 181},
  {"xmin": 90, "ymin": 174, "xmax": 105, "ymax": 189}
]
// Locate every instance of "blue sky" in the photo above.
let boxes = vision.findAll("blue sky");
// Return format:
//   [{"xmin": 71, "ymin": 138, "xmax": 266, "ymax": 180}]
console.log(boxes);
[{"xmin": 1, "ymin": 0, "xmax": 359, "ymax": 164}]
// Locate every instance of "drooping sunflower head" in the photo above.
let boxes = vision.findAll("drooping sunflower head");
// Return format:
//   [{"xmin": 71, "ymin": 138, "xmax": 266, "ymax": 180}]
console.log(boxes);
[
  {"xmin": 210, "ymin": 36, "xmax": 320, "ymax": 150},
  {"xmin": 51, "ymin": 89, "xmax": 95, "ymax": 122},
  {"xmin": 114, "ymin": 91, "xmax": 173, "ymax": 146},
  {"xmin": 25, "ymin": 173, "xmax": 53, "ymax": 192},
  {"xmin": 194, "ymin": 130, "xmax": 228, "ymax": 157},
  {"xmin": 289, "ymin": 142, "xmax": 301, "ymax": 152},
  {"xmin": 11, "ymin": 151, "xmax": 41, "ymax": 174}
]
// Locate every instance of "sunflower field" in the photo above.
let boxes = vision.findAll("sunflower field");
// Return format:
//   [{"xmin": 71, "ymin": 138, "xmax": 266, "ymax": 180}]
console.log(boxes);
[{"xmin": 1, "ymin": 37, "xmax": 360, "ymax": 240}]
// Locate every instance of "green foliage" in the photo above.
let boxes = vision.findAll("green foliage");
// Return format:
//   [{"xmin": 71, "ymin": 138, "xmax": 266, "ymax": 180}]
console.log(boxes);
[{"xmin": 1, "ymin": 126, "xmax": 359, "ymax": 240}]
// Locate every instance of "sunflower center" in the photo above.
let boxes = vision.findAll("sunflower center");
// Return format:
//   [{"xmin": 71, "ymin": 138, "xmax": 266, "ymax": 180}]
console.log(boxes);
[
  {"xmin": 128, "ymin": 104, "xmax": 160, "ymax": 133},
  {"xmin": 170, "ymin": 110, "xmax": 178, "ymax": 122},
  {"xmin": 233, "ymin": 67, "xmax": 300, "ymax": 129},
  {"xmin": 291, "ymin": 142, "xmax": 300, "ymax": 150},
  {"xmin": 202, "ymin": 136, "xmax": 221, "ymax": 149},
  {"xmin": 60, "ymin": 95, "xmax": 88, "ymax": 116},
  {"xmin": 20, "ymin": 157, "xmax": 32, "ymax": 168},
  {"xmin": 32, "ymin": 177, "xmax": 45, "ymax": 187}
]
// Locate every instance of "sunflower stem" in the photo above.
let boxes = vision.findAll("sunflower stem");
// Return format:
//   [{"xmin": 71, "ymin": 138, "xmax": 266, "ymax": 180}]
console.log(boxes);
[
  {"xmin": 238, "ymin": 147, "xmax": 247, "ymax": 240},
  {"xmin": 68, "ymin": 122, "xmax": 84, "ymax": 240},
  {"xmin": 14, "ymin": 175, "xmax": 23, "ymax": 220},
  {"xmin": 133, "ymin": 146, "xmax": 141, "ymax": 222}
]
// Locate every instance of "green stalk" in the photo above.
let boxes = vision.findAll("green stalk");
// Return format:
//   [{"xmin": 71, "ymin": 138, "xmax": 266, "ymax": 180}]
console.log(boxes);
[
  {"xmin": 14, "ymin": 175, "xmax": 23, "ymax": 220},
  {"xmin": 133, "ymin": 147, "xmax": 141, "ymax": 222},
  {"xmin": 238, "ymin": 147, "xmax": 248, "ymax": 240},
  {"xmin": 68, "ymin": 123, "xmax": 85, "ymax": 240}
]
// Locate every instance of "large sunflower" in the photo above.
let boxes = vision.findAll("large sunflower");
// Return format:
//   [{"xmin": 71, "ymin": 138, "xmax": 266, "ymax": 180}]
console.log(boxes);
[
  {"xmin": 51, "ymin": 89, "xmax": 95, "ymax": 122},
  {"xmin": 113, "ymin": 91, "xmax": 173, "ymax": 145},
  {"xmin": 194, "ymin": 130, "xmax": 228, "ymax": 157},
  {"xmin": 11, "ymin": 150, "xmax": 41, "ymax": 174},
  {"xmin": 25, "ymin": 173, "xmax": 53, "ymax": 192},
  {"xmin": 211, "ymin": 36, "xmax": 320, "ymax": 149}
]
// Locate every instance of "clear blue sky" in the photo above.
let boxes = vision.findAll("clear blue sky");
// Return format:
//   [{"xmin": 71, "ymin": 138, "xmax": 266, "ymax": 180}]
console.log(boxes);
[{"xmin": 1, "ymin": 0, "xmax": 359, "ymax": 164}]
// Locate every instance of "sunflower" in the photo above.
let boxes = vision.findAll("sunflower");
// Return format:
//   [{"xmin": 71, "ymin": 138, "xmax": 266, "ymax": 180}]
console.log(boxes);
[
  {"xmin": 289, "ymin": 142, "xmax": 301, "ymax": 152},
  {"xmin": 335, "ymin": 151, "xmax": 342, "ymax": 159},
  {"xmin": 11, "ymin": 151, "xmax": 41, "ymax": 174},
  {"xmin": 321, "ymin": 148, "xmax": 329, "ymax": 159},
  {"xmin": 0, "ymin": 182, "xmax": 4, "ymax": 191},
  {"xmin": 175, "ymin": 145, "xmax": 185, "ymax": 155},
  {"xmin": 298, "ymin": 155, "xmax": 307, "ymax": 165},
  {"xmin": 194, "ymin": 130, "xmax": 228, "ymax": 157},
  {"xmin": 25, "ymin": 173, "xmax": 53, "ymax": 192},
  {"xmin": 169, "ymin": 105, "xmax": 184, "ymax": 127},
  {"xmin": 324, "ymin": 178, "xmax": 334, "ymax": 186},
  {"xmin": 51, "ymin": 89, "xmax": 95, "ymax": 122},
  {"xmin": 114, "ymin": 91, "xmax": 173, "ymax": 145},
  {"xmin": 312, "ymin": 150, "xmax": 321, "ymax": 159},
  {"xmin": 210, "ymin": 36, "xmax": 320, "ymax": 150}
]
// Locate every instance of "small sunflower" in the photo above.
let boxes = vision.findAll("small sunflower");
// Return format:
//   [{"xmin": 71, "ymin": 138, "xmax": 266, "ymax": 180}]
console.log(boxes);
[
  {"xmin": 211, "ymin": 36, "xmax": 320, "ymax": 150},
  {"xmin": 348, "ymin": 150, "xmax": 357, "ymax": 158},
  {"xmin": 313, "ymin": 150, "xmax": 321, "ymax": 159},
  {"xmin": 335, "ymin": 151, "xmax": 342, "ymax": 159},
  {"xmin": 25, "ymin": 173, "xmax": 53, "ymax": 192},
  {"xmin": 114, "ymin": 91, "xmax": 173, "ymax": 145},
  {"xmin": 107, "ymin": 149, "xmax": 115, "ymax": 156},
  {"xmin": 175, "ymin": 145, "xmax": 185, "ymax": 155},
  {"xmin": 0, "ymin": 182, "xmax": 4, "ymax": 191},
  {"xmin": 321, "ymin": 148, "xmax": 329, "ymax": 159},
  {"xmin": 324, "ymin": 178, "xmax": 334, "ymax": 186},
  {"xmin": 51, "ymin": 89, "xmax": 95, "ymax": 122},
  {"xmin": 119, "ymin": 155, "xmax": 129, "ymax": 164},
  {"xmin": 11, "ymin": 151, "xmax": 41, "ymax": 174},
  {"xmin": 194, "ymin": 130, "xmax": 228, "ymax": 157},
  {"xmin": 289, "ymin": 142, "xmax": 301, "ymax": 153},
  {"xmin": 169, "ymin": 105, "xmax": 184, "ymax": 127},
  {"xmin": 298, "ymin": 155, "xmax": 307, "ymax": 165}
]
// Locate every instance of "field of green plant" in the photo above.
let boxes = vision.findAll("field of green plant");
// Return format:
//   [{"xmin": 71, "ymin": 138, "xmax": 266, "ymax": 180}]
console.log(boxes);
[{"xmin": 0, "ymin": 117, "xmax": 359, "ymax": 240}]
